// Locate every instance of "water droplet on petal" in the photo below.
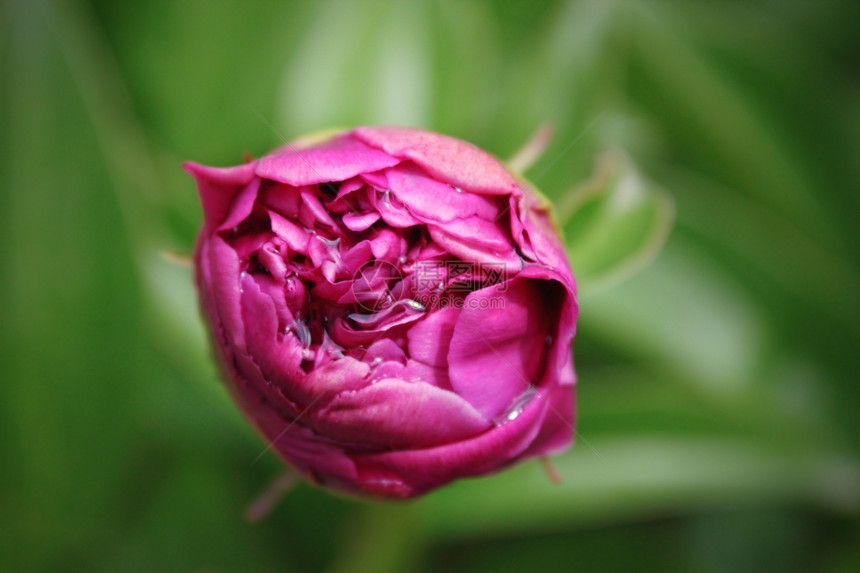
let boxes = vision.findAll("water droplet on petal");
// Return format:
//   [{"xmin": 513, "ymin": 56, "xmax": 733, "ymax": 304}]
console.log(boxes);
[
  {"xmin": 288, "ymin": 316, "xmax": 312, "ymax": 349},
  {"xmin": 321, "ymin": 329, "xmax": 344, "ymax": 360},
  {"xmin": 346, "ymin": 298, "xmax": 426, "ymax": 326},
  {"xmin": 378, "ymin": 189, "xmax": 392, "ymax": 208},
  {"xmin": 494, "ymin": 386, "xmax": 537, "ymax": 425},
  {"xmin": 403, "ymin": 299, "xmax": 426, "ymax": 312}
]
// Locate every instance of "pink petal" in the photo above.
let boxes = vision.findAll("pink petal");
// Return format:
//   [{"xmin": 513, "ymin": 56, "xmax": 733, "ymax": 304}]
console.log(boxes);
[
  {"xmin": 428, "ymin": 222, "xmax": 521, "ymax": 268},
  {"xmin": 338, "ymin": 240, "xmax": 375, "ymax": 277},
  {"xmin": 447, "ymin": 278, "xmax": 556, "ymax": 420},
  {"xmin": 349, "ymin": 389, "xmax": 547, "ymax": 498},
  {"xmin": 360, "ymin": 170, "xmax": 390, "ymax": 190},
  {"xmin": 300, "ymin": 187, "xmax": 337, "ymax": 228},
  {"xmin": 364, "ymin": 338, "xmax": 407, "ymax": 364},
  {"xmin": 343, "ymin": 211, "xmax": 381, "ymax": 231},
  {"xmin": 369, "ymin": 361, "xmax": 406, "ymax": 381},
  {"xmin": 269, "ymin": 212, "xmax": 311, "ymax": 253},
  {"xmin": 184, "ymin": 161, "xmax": 258, "ymax": 229},
  {"xmin": 368, "ymin": 228, "xmax": 408, "ymax": 261},
  {"xmin": 201, "ymin": 236, "xmax": 246, "ymax": 352},
  {"xmin": 241, "ymin": 272, "xmax": 376, "ymax": 409},
  {"xmin": 370, "ymin": 188, "xmax": 421, "ymax": 228},
  {"xmin": 352, "ymin": 127, "xmax": 520, "ymax": 196},
  {"xmin": 301, "ymin": 358, "xmax": 372, "ymax": 404},
  {"xmin": 261, "ymin": 182, "xmax": 301, "ymax": 220},
  {"xmin": 256, "ymin": 240, "xmax": 288, "ymax": 280},
  {"xmin": 516, "ymin": 265, "xmax": 578, "ymax": 389},
  {"xmin": 400, "ymin": 359, "xmax": 452, "ymax": 390},
  {"xmin": 219, "ymin": 179, "xmax": 260, "ymax": 232},
  {"xmin": 518, "ymin": 385, "xmax": 575, "ymax": 458},
  {"xmin": 316, "ymin": 378, "xmax": 490, "ymax": 449},
  {"xmin": 256, "ymin": 135, "xmax": 399, "ymax": 186},
  {"xmin": 406, "ymin": 307, "xmax": 460, "ymax": 367},
  {"xmin": 385, "ymin": 164, "xmax": 502, "ymax": 222},
  {"xmin": 242, "ymin": 400, "xmax": 359, "ymax": 487},
  {"xmin": 239, "ymin": 272, "xmax": 305, "ymax": 388},
  {"xmin": 332, "ymin": 176, "xmax": 366, "ymax": 200},
  {"xmin": 510, "ymin": 194, "xmax": 574, "ymax": 278},
  {"xmin": 330, "ymin": 305, "xmax": 425, "ymax": 347}
]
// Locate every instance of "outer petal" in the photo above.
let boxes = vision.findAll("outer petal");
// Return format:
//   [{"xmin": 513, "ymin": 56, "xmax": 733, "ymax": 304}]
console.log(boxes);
[
  {"xmin": 406, "ymin": 306, "xmax": 460, "ymax": 367},
  {"xmin": 511, "ymin": 193, "xmax": 575, "ymax": 284},
  {"xmin": 256, "ymin": 135, "xmax": 399, "ymax": 186},
  {"xmin": 516, "ymin": 264, "xmax": 578, "ymax": 390},
  {"xmin": 202, "ymin": 236, "xmax": 247, "ymax": 352},
  {"xmin": 239, "ymin": 273, "xmax": 306, "ymax": 391},
  {"xmin": 447, "ymin": 277, "xmax": 559, "ymax": 420},
  {"xmin": 184, "ymin": 161, "xmax": 258, "ymax": 230},
  {"xmin": 349, "ymin": 391, "xmax": 548, "ymax": 498},
  {"xmin": 385, "ymin": 164, "xmax": 502, "ymax": 222},
  {"xmin": 352, "ymin": 126, "xmax": 520, "ymax": 196},
  {"xmin": 241, "ymin": 393, "xmax": 359, "ymax": 487},
  {"xmin": 518, "ymin": 382, "xmax": 575, "ymax": 458},
  {"xmin": 219, "ymin": 178, "xmax": 260, "ymax": 232},
  {"xmin": 315, "ymin": 378, "xmax": 490, "ymax": 449}
]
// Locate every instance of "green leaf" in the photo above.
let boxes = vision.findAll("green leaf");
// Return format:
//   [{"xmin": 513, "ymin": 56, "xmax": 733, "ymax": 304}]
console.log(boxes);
[
  {"xmin": 419, "ymin": 436, "xmax": 860, "ymax": 541},
  {"xmin": 560, "ymin": 151, "xmax": 675, "ymax": 294},
  {"xmin": 277, "ymin": 0, "xmax": 435, "ymax": 134},
  {"xmin": 0, "ymin": 1, "xmax": 150, "ymax": 568}
]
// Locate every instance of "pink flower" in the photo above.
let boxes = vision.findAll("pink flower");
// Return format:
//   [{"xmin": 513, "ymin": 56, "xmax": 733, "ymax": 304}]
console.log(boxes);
[{"xmin": 187, "ymin": 127, "xmax": 578, "ymax": 498}]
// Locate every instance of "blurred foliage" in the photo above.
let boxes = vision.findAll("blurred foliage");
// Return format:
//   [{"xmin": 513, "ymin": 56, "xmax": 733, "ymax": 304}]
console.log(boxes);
[{"xmin": 1, "ymin": 0, "xmax": 859, "ymax": 571}]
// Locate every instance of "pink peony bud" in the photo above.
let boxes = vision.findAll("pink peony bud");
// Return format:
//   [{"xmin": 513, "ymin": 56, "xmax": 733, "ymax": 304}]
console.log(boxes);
[{"xmin": 186, "ymin": 127, "xmax": 578, "ymax": 498}]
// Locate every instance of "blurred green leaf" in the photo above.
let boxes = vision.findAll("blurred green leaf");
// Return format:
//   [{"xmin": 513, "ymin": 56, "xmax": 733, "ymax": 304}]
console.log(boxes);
[
  {"xmin": 420, "ymin": 436, "xmax": 860, "ymax": 540},
  {"xmin": 560, "ymin": 151, "xmax": 675, "ymax": 294},
  {"xmin": 580, "ymin": 239, "xmax": 765, "ymax": 393},
  {"xmin": 628, "ymin": 2, "xmax": 840, "ymax": 248},
  {"xmin": 0, "ymin": 1, "xmax": 148, "ymax": 570},
  {"xmin": 278, "ymin": 0, "xmax": 434, "ymax": 133}
]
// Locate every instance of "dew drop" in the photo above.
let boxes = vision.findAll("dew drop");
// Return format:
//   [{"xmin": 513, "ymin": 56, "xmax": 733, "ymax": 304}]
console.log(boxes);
[
  {"xmin": 403, "ymin": 299, "xmax": 426, "ymax": 312},
  {"xmin": 321, "ymin": 329, "xmax": 345, "ymax": 360},
  {"xmin": 493, "ymin": 387, "xmax": 537, "ymax": 425},
  {"xmin": 318, "ymin": 235, "xmax": 341, "ymax": 250},
  {"xmin": 346, "ymin": 298, "xmax": 427, "ymax": 325},
  {"xmin": 288, "ymin": 316, "xmax": 312, "ymax": 349},
  {"xmin": 380, "ymin": 189, "xmax": 392, "ymax": 208}
]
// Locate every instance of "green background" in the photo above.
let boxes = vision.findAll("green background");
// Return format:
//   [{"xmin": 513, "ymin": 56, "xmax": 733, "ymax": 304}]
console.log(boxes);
[{"xmin": 1, "ymin": 0, "xmax": 858, "ymax": 571}]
